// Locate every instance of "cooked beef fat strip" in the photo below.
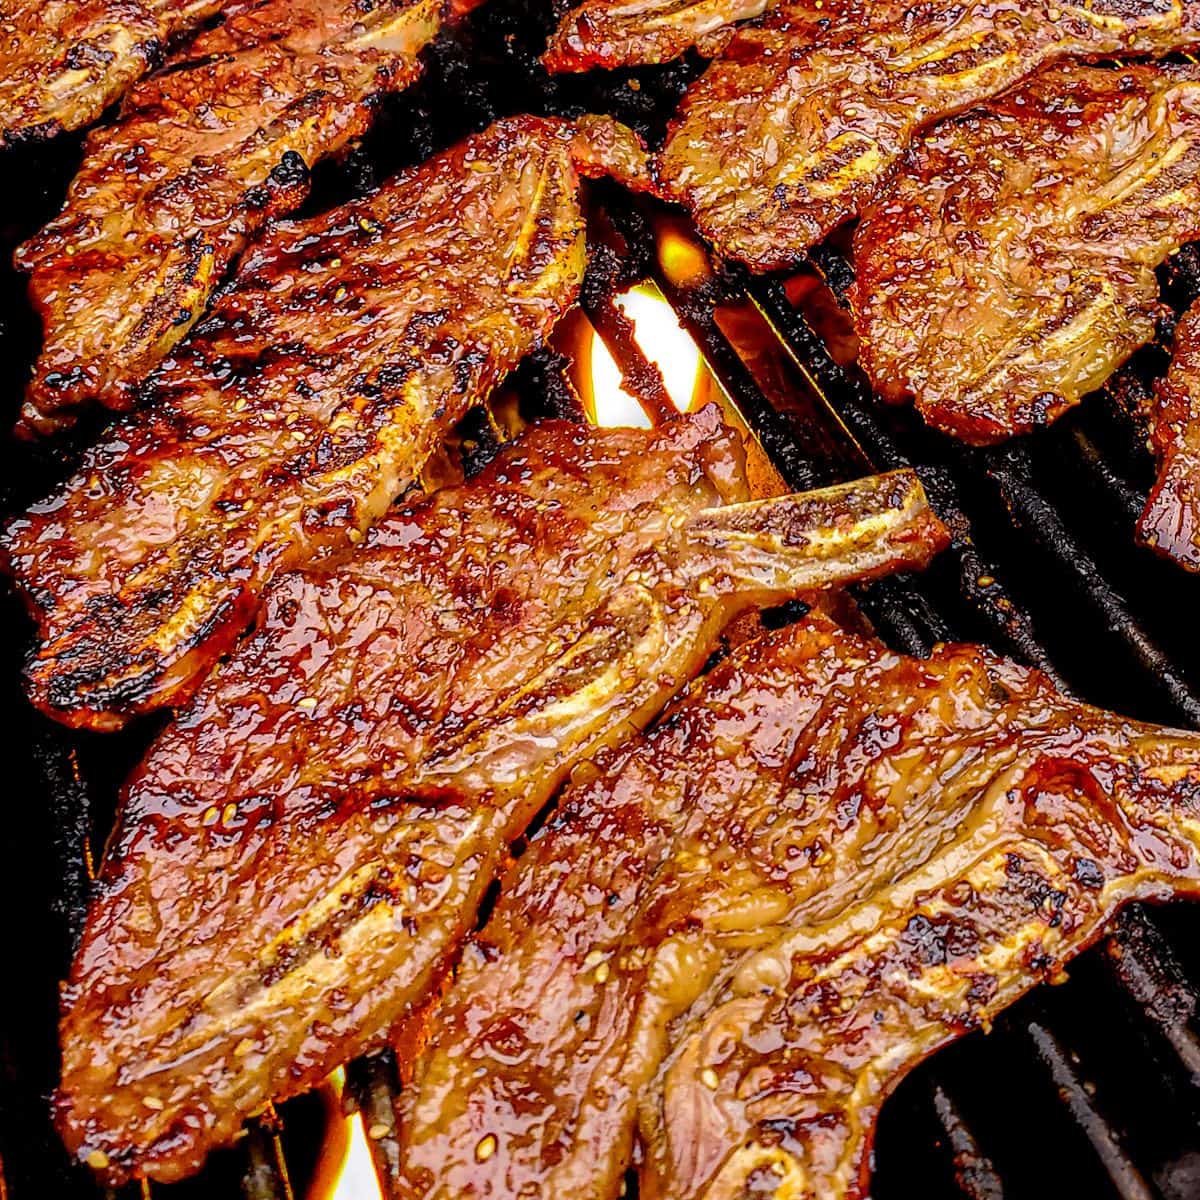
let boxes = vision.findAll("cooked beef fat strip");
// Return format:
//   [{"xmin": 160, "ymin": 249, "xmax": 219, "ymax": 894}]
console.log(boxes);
[
  {"xmin": 57, "ymin": 412, "xmax": 948, "ymax": 1184},
  {"xmin": 398, "ymin": 613, "xmax": 1200, "ymax": 1200},
  {"xmin": 659, "ymin": 0, "xmax": 1200, "ymax": 271},
  {"xmin": 853, "ymin": 63, "xmax": 1200, "ymax": 444},
  {"xmin": 16, "ymin": 0, "xmax": 445, "ymax": 432},
  {"xmin": 0, "ymin": 1, "xmax": 224, "ymax": 147},
  {"xmin": 1139, "ymin": 300, "xmax": 1200, "ymax": 569},
  {"xmin": 3, "ymin": 115, "xmax": 649, "ymax": 731}
]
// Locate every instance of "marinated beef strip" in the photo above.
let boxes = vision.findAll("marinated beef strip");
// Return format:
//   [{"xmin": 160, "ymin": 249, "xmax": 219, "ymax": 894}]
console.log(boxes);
[
  {"xmin": 56, "ymin": 413, "xmax": 948, "ymax": 1186},
  {"xmin": 398, "ymin": 614, "xmax": 1200, "ymax": 1200},
  {"xmin": 2, "ymin": 116, "xmax": 650, "ymax": 732},
  {"xmin": 0, "ymin": 1, "xmax": 225, "ymax": 147},
  {"xmin": 853, "ymin": 63, "xmax": 1200, "ymax": 447},
  {"xmin": 1139, "ymin": 300, "xmax": 1200, "ymax": 569},
  {"xmin": 658, "ymin": 0, "xmax": 1200, "ymax": 272},
  {"xmin": 542, "ymin": 0, "xmax": 866, "ymax": 74},
  {"xmin": 15, "ymin": 0, "xmax": 446, "ymax": 433}
]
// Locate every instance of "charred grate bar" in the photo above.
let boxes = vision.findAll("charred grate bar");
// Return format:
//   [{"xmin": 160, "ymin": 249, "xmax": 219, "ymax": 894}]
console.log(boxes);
[{"xmin": 3, "ymin": 1, "xmax": 1200, "ymax": 1198}]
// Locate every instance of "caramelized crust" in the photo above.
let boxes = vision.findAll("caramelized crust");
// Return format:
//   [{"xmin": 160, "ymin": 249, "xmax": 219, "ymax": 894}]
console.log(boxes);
[
  {"xmin": 0, "ymin": 0, "xmax": 223, "ymax": 147},
  {"xmin": 55, "ymin": 413, "xmax": 948, "ymax": 1184},
  {"xmin": 16, "ymin": 0, "xmax": 446, "ymax": 431},
  {"xmin": 658, "ymin": 0, "xmax": 1200, "ymax": 271},
  {"xmin": 543, "ymin": 0, "xmax": 764, "ymax": 72},
  {"xmin": 543, "ymin": 0, "xmax": 863, "ymax": 73},
  {"xmin": 397, "ymin": 614, "xmax": 1200, "ymax": 1200},
  {"xmin": 852, "ymin": 64, "xmax": 1200, "ymax": 443},
  {"xmin": 3, "ymin": 116, "xmax": 650, "ymax": 730},
  {"xmin": 1140, "ymin": 300, "xmax": 1200, "ymax": 570}
]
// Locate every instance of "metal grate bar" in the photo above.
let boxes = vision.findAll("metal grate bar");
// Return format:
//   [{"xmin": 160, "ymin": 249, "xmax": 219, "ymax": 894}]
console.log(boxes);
[
  {"xmin": 930, "ymin": 1085, "xmax": 1005, "ymax": 1200},
  {"xmin": 983, "ymin": 447, "xmax": 1200, "ymax": 725},
  {"xmin": 1107, "ymin": 908, "xmax": 1200, "ymax": 1084},
  {"xmin": 1024, "ymin": 1021, "xmax": 1157, "ymax": 1200},
  {"xmin": 748, "ymin": 275, "xmax": 1065, "ymax": 679},
  {"xmin": 1066, "ymin": 427, "xmax": 1152, "ymax": 528}
]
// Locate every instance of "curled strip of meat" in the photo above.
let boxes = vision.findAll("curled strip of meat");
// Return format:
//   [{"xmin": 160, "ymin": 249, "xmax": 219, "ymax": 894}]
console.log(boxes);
[
  {"xmin": 0, "ymin": 0, "xmax": 224, "ymax": 147},
  {"xmin": 542, "ymin": 0, "xmax": 884, "ymax": 73},
  {"xmin": 852, "ymin": 63, "xmax": 1200, "ymax": 444},
  {"xmin": 2, "ymin": 115, "xmax": 650, "ymax": 731},
  {"xmin": 1140, "ymin": 300, "xmax": 1200, "ymax": 570}
]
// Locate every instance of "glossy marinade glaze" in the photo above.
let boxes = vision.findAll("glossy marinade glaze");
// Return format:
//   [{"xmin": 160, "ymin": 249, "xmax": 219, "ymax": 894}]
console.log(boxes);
[
  {"xmin": 55, "ymin": 411, "xmax": 948, "ymax": 1184},
  {"xmin": 2, "ymin": 114, "xmax": 650, "ymax": 731},
  {"xmin": 1141, "ymin": 298, "xmax": 1200, "ymax": 570},
  {"xmin": 542, "ymin": 0, "xmax": 872, "ymax": 73},
  {"xmin": 16, "ymin": 0, "xmax": 447, "ymax": 431},
  {"xmin": 658, "ymin": 0, "xmax": 1200, "ymax": 271},
  {"xmin": 397, "ymin": 613, "xmax": 1200, "ymax": 1200},
  {"xmin": 0, "ymin": 0, "xmax": 225, "ymax": 147},
  {"xmin": 542, "ymin": 0, "xmax": 769, "ymax": 73},
  {"xmin": 852, "ymin": 63, "xmax": 1200, "ymax": 445}
]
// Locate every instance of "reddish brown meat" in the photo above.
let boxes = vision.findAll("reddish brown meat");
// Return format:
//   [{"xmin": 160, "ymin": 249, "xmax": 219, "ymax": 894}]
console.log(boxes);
[
  {"xmin": 852, "ymin": 64, "xmax": 1200, "ymax": 444},
  {"xmin": 659, "ymin": 1, "xmax": 1200, "ymax": 271},
  {"xmin": 2, "ymin": 115, "xmax": 650, "ymax": 731},
  {"xmin": 0, "ymin": 1, "xmax": 224, "ymax": 147},
  {"xmin": 16, "ymin": 0, "xmax": 445, "ymax": 431},
  {"xmin": 543, "ymin": 0, "xmax": 867, "ymax": 73},
  {"xmin": 397, "ymin": 613, "xmax": 1200, "ymax": 1200},
  {"xmin": 1140, "ymin": 300, "xmax": 1200, "ymax": 570},
  {"xmin": 56, "ymin": 412, "xmax": 948, "ymax": 1185}
]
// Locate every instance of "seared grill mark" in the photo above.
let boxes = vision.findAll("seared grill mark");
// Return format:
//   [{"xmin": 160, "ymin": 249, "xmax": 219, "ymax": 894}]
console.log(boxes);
[
  {"xmin": 16, "ymin": 0, "xmax": 446, "ymax": 430},
  {"xmin": 658, "ymin": 0, "xmax": 1200, "ymax": 270}
]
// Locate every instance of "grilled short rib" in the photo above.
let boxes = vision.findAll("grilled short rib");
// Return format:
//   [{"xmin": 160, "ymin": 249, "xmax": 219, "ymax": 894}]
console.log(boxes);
[
  {"xmin": 542, "ymin": 0, "xmax": 766, "ymax": 72},
  {"xmin": 658, "ymin": 0, "xmax": 1200, "ymax": 271},
  {"xmin": 0, "ymin": 1, "xmax": 224, "ymax": 147},
  {"xmin": 853, "ymin": 64, "xmax": 1200, "ymax": 445},
  {"xmin": 1140, "ymin": 300, "xmax": 1200, "ymax": 570},
  {"xmin": 2, "ymin": 115, "xmax": 650, "ymax": 731},
  {"xmin": 56, "ymin": 412, "xmax": 948, "ymax": 1184},
  {"xmin": 16, "ymin": 0, "xmax": 445, "ymax": 432},
  {"xmin": 397, "ymin": 613, "xmax": 1200, "ymax": 1200},
  {"xmin": 542, "ymin": 0, "xmax": 865, "ymax": 72}
]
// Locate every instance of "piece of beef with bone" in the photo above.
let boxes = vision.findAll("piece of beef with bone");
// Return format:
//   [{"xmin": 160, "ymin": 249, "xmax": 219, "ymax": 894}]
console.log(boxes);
[
  {"xmin": 57, "ymin": 411, "xmax": 947, "ymax": 1185},
  {"xmin": 397, "ymin": 611, "xmax": 1200, "ymax": 1200}
]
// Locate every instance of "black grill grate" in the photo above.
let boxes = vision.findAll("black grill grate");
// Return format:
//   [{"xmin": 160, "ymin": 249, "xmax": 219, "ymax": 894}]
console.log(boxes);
[{"xmin": 3, "ymin": 2, "xmax": 1200, "ymax": 1198}]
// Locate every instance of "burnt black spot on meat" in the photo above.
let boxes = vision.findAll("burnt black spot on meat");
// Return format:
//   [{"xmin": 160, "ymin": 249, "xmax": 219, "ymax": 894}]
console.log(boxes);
[{"xmin": 270, "ymin": 150, "xmax": 310, "ymax": 190}]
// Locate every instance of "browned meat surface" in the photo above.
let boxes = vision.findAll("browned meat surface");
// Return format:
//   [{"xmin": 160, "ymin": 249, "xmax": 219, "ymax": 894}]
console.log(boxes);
[
  {"xmin": 398, "ymin": 613, "xmax": 1200, "ymax": 1200},
  {"xmin": 852, "ymin": 64, "xmax": 1200, "ymax": 444},
  {"xmin": 0, "ymin": 1, "xmax": 224, "ymax": 147},
  {"xmin": 543, "ymin": 0, "xmax": 865, "ymax": 73},
  {"xmin": 2, "ymin": 115, "xmax": 651, "ymax": 731},
  {"xmin": 658, "ymin": 1, "xmax": 1200, "ymax": 272},
  {"xmin": 1140, "ymin": 300, "xmax": 1200, "ymax": 570},
  {"xmin": 15, "ymin": 0, "xmax": 446, "ymax": 432},
  {"xmin": 56, "ymin": 411, "xmax": 948, "ymax": 1185}
]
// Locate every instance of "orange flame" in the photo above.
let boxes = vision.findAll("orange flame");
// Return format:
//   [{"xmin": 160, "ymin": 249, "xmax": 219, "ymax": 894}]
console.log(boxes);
[{"xmin": 307, "ymin": 1068, "xmax": 385, "ymax": 1200}]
